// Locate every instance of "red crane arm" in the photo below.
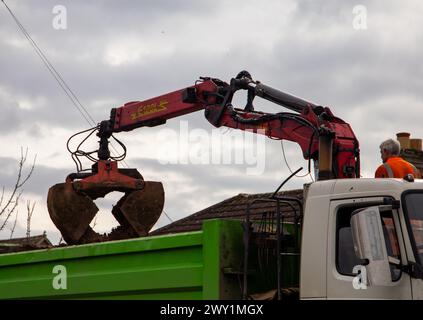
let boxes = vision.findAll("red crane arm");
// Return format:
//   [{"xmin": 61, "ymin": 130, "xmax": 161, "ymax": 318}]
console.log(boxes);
[
  {"xmin": 104, "ymin": 73, "xmax": 359, "ymax": 180},
  {"xmin": 110, "ymin": 80, "xmax": 220, "ymax": 132}
]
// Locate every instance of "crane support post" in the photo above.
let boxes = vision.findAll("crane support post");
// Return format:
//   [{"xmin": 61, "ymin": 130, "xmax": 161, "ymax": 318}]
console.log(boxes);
[{"xmin": 318, "ymin": 134, "xmax": 334, "ymax": 180}]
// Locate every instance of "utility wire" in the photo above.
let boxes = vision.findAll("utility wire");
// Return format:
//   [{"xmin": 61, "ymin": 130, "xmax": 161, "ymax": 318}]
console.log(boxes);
[
  {"xmin": 2, "ymin": 0, "xmax": 128, "ymax": 168},
  {"xmin": 2, "ymin": 0, "xmax": 93, "ymax": 124},
  {"xmin": 162, "ymin": 209, "xmax": 173, "ymax": 223},
  {"xmin": 280, "ymin": 140, "xmax": 314, "ymax": 181}
]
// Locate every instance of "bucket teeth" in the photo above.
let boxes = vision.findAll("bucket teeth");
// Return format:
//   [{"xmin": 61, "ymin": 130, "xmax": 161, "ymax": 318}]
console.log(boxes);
[{"xmin": 47, "ymin": 183, "xmax": 98, "ymax": 244}]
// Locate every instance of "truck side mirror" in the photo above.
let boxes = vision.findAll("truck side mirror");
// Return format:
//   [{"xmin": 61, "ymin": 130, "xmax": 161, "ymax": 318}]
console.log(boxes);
[{"xmin": 350, "ymin": 206, "xmax": 393, "ymax": 286}]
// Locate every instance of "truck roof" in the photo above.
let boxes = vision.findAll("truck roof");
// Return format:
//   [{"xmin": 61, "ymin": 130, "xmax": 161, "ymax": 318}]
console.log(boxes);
[{"xmin": 307, "ymin": 178, "xmax": 423, "ymax": 200}]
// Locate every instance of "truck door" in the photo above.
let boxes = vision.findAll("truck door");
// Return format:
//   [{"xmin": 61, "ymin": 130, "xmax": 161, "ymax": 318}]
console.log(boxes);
[
  {"xmin": 326, "ymin": 197, "xmax": 412, "ymax": 299},
  {"xmin": 401, "ymin": 191, "xmax": 423, "ymax": 300}
]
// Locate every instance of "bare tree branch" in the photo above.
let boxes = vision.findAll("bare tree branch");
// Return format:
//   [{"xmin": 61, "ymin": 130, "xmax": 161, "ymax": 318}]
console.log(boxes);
[
  {"xmin": 10, "ymin": 209, "xmax": 19, "ymax": 239},
  {"xmin": 0, "ymin": 190, "xmax": 23, "ymax": 231},
  {"xmin": 17, "ymin": 147, "xmax": 37, "ymax": 188},
  {"xmin": 0, "ymin": 147, "xmax": 36, "ymax": 233},
  {"xmin": 26, "ymin": 200, "xmax": 36, "ymax": 239}
]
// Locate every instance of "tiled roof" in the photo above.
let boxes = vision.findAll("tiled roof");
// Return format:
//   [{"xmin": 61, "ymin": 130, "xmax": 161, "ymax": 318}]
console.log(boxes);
[
  {"xmin": 0, "ymin": 233, "xmax": 53, "ymax": 253},
  {"xmin": 150, "ymin": 189, "xmax": 303, "ymax": 236}
]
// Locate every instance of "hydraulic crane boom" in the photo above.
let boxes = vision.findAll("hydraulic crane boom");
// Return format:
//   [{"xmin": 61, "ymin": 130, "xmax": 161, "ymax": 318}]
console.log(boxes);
[
  {"xmin": 48, "ymin": 71, "xmax": 360, "ymax": 245},
  {"xmin": 102, "ymin": 71, "xmax": 359, "ymax": 180}
]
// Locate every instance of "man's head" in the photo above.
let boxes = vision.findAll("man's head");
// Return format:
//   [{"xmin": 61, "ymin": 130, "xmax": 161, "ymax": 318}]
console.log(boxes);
[{"xmin": 380, "ymin": 139, "xmax": 400, "ymax": 162}]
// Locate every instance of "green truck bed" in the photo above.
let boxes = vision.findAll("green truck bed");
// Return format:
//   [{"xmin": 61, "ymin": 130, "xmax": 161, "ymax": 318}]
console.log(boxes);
[
  {"xmin": 0, "ymin": 219, "xmax": 245, "ymax": 299},
  {"xmin": 0, "ymin": 219, "xmax": 300, "ymax": 299}
]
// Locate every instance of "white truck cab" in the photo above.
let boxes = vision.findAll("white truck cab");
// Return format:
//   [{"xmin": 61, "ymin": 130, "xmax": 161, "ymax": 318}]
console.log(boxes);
[{"xmin": 300, "ymin": 178, "xmax": 423, "ymax": 299}]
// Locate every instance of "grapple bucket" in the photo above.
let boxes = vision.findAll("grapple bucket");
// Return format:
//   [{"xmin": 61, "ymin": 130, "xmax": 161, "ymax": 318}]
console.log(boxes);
[
  {"xmin": 47, "ymin": 182, "xmax": 99, "ymax": 244},
  {"xmin": 47, "ymin": 164, "xmax": 165, "ymax": 245},
  {"xmin": 112, "ymin": 182, "xmax": 164, "ymax": 236}
]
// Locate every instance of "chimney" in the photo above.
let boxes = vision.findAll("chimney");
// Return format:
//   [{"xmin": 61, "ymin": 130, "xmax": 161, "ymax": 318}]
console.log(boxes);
[
  {"xmin": 396, "ymin": 132, "xmax": 410, "ymax": 150},
  {"xmin": 410, "ymin": 138, "xmax": 422, "ymax": 151}
]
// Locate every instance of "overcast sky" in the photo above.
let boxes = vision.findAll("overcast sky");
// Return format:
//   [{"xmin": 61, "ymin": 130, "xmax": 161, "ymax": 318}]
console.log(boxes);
[{"xmin": 1, "ymin": 0, "xmax": 422, "ymax": 244}]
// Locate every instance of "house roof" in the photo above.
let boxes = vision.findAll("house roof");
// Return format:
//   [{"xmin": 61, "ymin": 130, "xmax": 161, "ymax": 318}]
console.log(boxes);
[
  {"xmin": 0, "ymin": 233, "xmax": 53, "ymax": 253},
  {"xmin": 150, "ymin": 189, "xmax": 304, "ymax": 236},
  {"xmin": 401, "ymin": 148, "xmax": 423, "ymax": 173}
]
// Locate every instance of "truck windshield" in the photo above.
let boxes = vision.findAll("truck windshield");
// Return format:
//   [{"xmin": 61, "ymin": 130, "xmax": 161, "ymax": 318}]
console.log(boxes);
[{"xmin": 403, "ymin": 192, "xmax": 423, "ymax": 264}]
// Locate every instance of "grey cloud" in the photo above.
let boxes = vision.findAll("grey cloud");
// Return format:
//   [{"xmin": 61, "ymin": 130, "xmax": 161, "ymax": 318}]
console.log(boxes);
[
  {"xmin": 0, "ymin": 99, "xmax": 21, "ymax": 133},
  {"xmin": 0, "ymin": 156, "xmax": 70, "ymax": 197}
]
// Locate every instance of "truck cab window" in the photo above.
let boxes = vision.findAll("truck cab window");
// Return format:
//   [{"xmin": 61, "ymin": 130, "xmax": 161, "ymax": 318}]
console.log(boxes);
[
  {"xmin": 403, "ymin": 193, "xmax": 423, "ymax": 265},
  {"xmin": 336, "ymin": 205, "xmax": 401, "ymax": 281},
  {"xmin": 380, "ymin": 211, "xmax": 402, "ymax": 281},
  {"xmin": 336, "ymin": 207, "xmax": 366, "ymax": 276}
]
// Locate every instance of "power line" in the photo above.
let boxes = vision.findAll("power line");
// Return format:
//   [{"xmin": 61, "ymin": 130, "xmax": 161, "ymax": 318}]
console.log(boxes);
[
  {"xmin": 163, "ymin": 209, "xmax": 173, "ymax": 223},
  {"xmin": 2, "ymin": 0, "xmax": 93, "ymax": 124},
  {"xmin": 2, "ymin": 0, "xmax": 128, "ymax": 168}
]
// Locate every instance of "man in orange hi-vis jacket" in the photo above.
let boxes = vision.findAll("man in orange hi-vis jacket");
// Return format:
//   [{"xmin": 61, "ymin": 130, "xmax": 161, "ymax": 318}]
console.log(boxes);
[{"xmin": 375, "ymin": 139, "xmax": 421, "ymax": 178}]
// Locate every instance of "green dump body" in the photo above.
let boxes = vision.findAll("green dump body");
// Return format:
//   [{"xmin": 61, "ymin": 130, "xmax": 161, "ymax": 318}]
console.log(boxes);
[{"xmin": 0, "ymin": 219, "xmax": 299, "ymax": 299}]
